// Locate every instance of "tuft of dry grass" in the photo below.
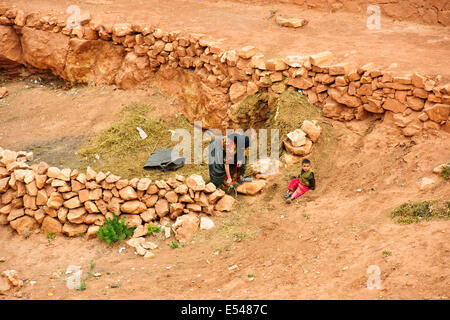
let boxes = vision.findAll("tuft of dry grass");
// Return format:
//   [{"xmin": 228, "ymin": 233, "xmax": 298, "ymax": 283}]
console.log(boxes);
[
  {"xmin": 78, "ymin": 103, "xmax": 209, "ymax": 180},
  {"xmin": 391, "ymin": 200, "xmax": 450, "ymax": 224}
]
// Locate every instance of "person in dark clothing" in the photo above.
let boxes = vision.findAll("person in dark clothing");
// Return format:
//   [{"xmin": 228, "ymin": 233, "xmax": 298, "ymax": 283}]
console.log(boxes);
[
  {"xmin": 208, "ymin": 133, "xmax": 251, "ymax": 188},
  {"xmin": 285, "ymin": 158, "xmax": 315, "ymax": 204}
]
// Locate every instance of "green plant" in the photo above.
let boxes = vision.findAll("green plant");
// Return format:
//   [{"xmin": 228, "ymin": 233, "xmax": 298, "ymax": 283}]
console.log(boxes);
[
  {"xmin": 168, "ymin": 241, "xmax": 179, "ymax": 249},
  {"xmin": 302, "ymin": 213, "xmax": 310, "ymax": 220},
  {"xmin": 382, "ymin": 250, "xmax": 392, "ymax": 256},
  {"xmin": 46, "ymin": 232, "xmax": 56, "ymax": 243},
  {"xmin": 97, "ymin": 213, "xmax": 136, "ymax": 244},
  {"xmin": 248, "ymin": 274, "xmax": 254, "ymax": 278},
  {"xmin": 147, "ymin": 225, "xmax": 161, "ymax": 236},
  {"xmin": 391, "ymin": 200, "xmax": 450, "ymax": 224},
  {"xmin": 77, "ymin": 280, "xmax": 87, "ymax": 291},
  {"xmin": 87, "ymin": 260, "xmax": 95, "ymax": 279},
  {"xmin": 439, "ymin": 162, "xmax": 450, "ymax": 180}
]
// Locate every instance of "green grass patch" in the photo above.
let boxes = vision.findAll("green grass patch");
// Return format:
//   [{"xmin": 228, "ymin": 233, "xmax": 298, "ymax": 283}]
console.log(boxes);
[{"xmin": 391, "ymin": 200, "xmax": 450, "ymax": 224}]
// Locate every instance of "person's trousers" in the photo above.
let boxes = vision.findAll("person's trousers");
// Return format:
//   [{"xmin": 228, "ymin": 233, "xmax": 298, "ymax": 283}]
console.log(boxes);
[{"xmin": 288, "ymin": 178, "xmax": 309, "ymax": 199}]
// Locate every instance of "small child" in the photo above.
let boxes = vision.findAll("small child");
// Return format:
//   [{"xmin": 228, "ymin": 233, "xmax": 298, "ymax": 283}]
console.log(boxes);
[{"xmin": 285, "ymin": 158, "xmax": 315, "ymax": 204}]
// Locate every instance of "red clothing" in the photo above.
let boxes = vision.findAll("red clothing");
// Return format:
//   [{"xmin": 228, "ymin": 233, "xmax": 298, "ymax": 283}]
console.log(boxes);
[{"xmin": 288, "ymin": 178, "xmax": 309, "ymax": 199}]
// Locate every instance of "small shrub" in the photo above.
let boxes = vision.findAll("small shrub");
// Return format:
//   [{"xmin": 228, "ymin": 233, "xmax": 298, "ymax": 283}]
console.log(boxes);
[
  {"xmin": 439, "ymin": 162, "xmax": 450, "ymax": 180},
  {"xmin": 147, "ymin": 225, "xmax": 161, "ymax": 236},
  {"xmin": 391, "ymin": 200, "xmax": 450, "ymax": 224},
  {"xmin": 382, "ymin": 250, "xmax": 392, "ymax": 256},
  {"xmin": 168, "ymin": 241, "xmax": 179, "ymax": 249},
  {"xmin": 97, "ymin": 213, "xmax": 136, "ymax": 244}
]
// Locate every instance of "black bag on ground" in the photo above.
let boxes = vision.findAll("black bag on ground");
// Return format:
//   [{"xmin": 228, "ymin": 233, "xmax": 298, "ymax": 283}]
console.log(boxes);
[{"xmin": 143, "ymin": 149, "xmax": 185, "ymax": 172}]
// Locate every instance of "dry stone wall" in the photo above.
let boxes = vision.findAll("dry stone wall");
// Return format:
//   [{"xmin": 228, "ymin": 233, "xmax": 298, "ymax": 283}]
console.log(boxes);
[
  {"xmin": 0, "ymin": 147, "xmax": 237, "ymax": 241},
  {"xmin": 0, "ymin": 6, "xmax": 449, "ymax": 134}
]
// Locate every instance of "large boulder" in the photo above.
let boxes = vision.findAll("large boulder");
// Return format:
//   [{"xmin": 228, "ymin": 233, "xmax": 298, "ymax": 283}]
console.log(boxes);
[
  {"xmin": 20, "ymin": 27, "xmax": 69, "ymax": 77},
  {"xmin": 0, "ymin": 25, "xmax": 22, "ymax": 70},
  {"xmin": 64, "ymin": 38, "xmax": 124, "ymax": 85},
  {"xmin": 115, "ymin": 52, "xmax": 152, "ymax": 89}
]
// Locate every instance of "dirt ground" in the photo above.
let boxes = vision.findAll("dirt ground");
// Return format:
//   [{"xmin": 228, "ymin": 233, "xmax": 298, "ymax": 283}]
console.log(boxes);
[
  {"xmin": 0, "ymin": 0, "xmax": 449, "ymax": 300},
  {"xmin": 0, "ymin": 76, "xmax": 449, "ymax": 300},
  {"xmin": 2, "ymin": 0, "xmax": 450, "ymax": 82}
]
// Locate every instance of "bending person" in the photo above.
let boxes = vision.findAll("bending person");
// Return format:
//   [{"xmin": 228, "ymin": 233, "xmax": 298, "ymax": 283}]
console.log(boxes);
[{"xmin": 208, "ymin": 133, "xmax": 251, "ymax": 188}]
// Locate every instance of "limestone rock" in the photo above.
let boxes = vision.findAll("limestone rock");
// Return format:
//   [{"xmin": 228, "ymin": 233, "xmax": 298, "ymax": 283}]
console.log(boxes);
[
  {"xmin": 214, "ymin": 195, "xmax": 237, "ymax": 212},
  {"xmin": 86, "ymin": 225, "xmax": 100, "ymax": 240},
  {"xmin": 20, "ymin": 27, "xmax": 69, "ymax": 78},
  {"xmin": 229, "ymin": 82, "xmax": 247, "ymax": 103},
  {"xmin": 424, "ymin": 104, "xmax": 450, "ymax": 122},
  {"xmin": 284, "ymin": 138, "xmax": 313, "ymax": 156},
  {"xmin": 275, "ymin": 15, "xmax": 308, "ymax": 28},
  {"xmin": 172, "ymin": 213, "xmax": 200, "ymax": 243},
  {"xmin": 155, "ymin": 199, "xmax": 169, "ymax": 218},
  {"xmin": 301, "ymin": 120, "xmax": 322, "ymax": 143},
  {"xmin": 10, "ymin": 216, "xmax": 38, "ymax": 235},
  {"xmin": 287, "ymin": 129, "xmax": 307, "ymax": 147},
  {"xmin": 119, "ymin": 214, "xmax": 142, "ymax": 228},
  {"xmin": 0, "ymin": 87, "xmax": 8, "ymax": 99},
  {"xmin": 140, "ymin": 208, "xmax": 157, "ymax": 222},
  {"xmin": 67, "ymin": 207, "xmax": 87, "ymax": 224},
  {"xmin": 132, "ymin": 225, "xmax": 148, "ymax": 238},
  {"xmin": 309, "ymin": 51, "xmax": 333, "ymax": 66},
  {"xmin": 119, "ymin": 186, "xmax": 138, "ymax": 200},
  {"xmin": 62, "ymin": 223, "xmax": 88, "ymax": 237},
  {"xmin": 237, "ymin": 46, "xmax": 258, "ymax": 59},
  {"xmin": 41, "ymin": 217, "xmax": 62, "ymax": 235},
  {"xmin": 420, "ymin": 177, "xmax": 436, "ymax": 190},
  {"xmin": 251, "ymin": 158, "xmax": 282, "ymax": 176},
  {"xmin": 236, "ymin": 179, "xmax": 267, "ymax": 195},
  {"xmin": 200, "ymin": 216, "xmax": 215, "ymax": 230},
  {"xmin": 120, "ymin": 200, "xmax": 146, "ymax": 214}
]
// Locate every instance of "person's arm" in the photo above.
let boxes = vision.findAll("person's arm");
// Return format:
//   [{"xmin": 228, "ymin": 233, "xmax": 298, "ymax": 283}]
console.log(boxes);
[
  {"xmin": 225, "ymin": 164, "xmax": 232, "ymax": 185},
  {"xmin": 308, "ymin": 172, "xmax": 315, "ymax": 190}
]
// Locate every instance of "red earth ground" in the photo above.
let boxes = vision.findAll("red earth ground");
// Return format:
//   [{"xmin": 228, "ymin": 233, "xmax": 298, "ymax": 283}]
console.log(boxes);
[{"xmin": 0, "ymin": 0, "xmax": 449, "ymax": 300}]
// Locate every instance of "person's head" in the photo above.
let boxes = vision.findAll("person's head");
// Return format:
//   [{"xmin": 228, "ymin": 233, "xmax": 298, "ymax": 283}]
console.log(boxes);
[{"xmin": 302, "ymin": 158, "xmax": 311, "ymax": 171}]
